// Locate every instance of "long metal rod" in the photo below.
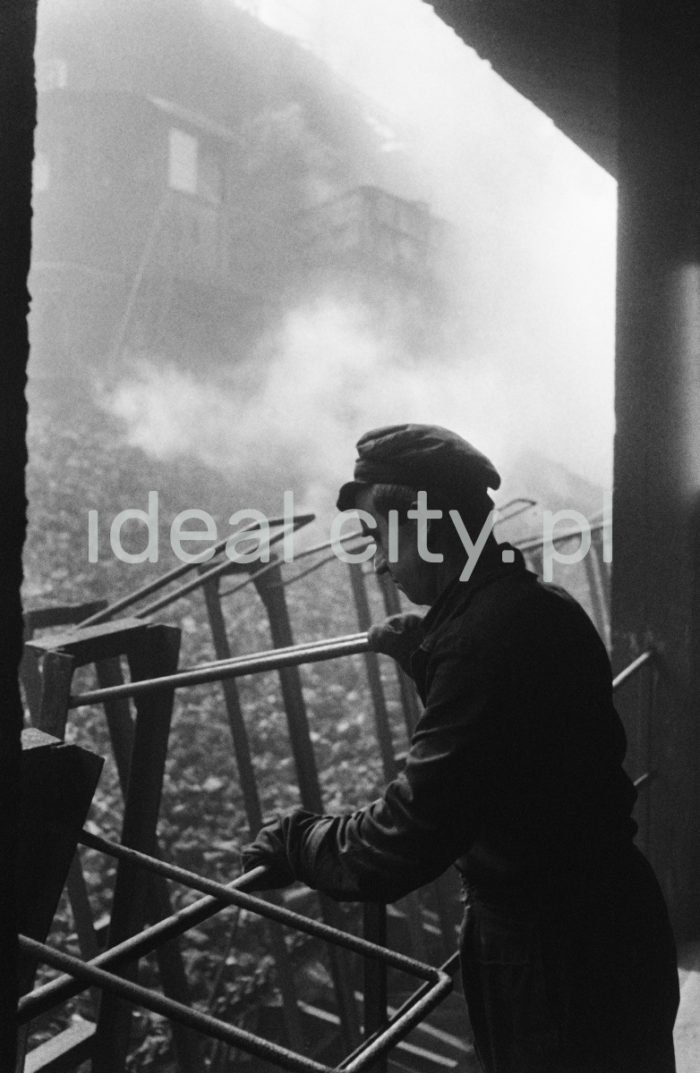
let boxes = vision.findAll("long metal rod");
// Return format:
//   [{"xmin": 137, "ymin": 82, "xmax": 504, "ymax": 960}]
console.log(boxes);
[
  {"xmin": 612, "ymin": 649, "xmax": 654, "ymax": 690},
  {"xmin": 341, "ymin": 957, "xmax": 459, "ymax": 1073},
  {"xmin": 79, "ymin": 514, "xmax": 314, "ymax": 627},
  {"xmin": 20, "ymin": 933, "xmax": 451, "ymax": 1073},
  {"xmin": 69, "ymin": 633, "xmax": 369, "ymax": 708},
  {"xmin": 183, "ymin": 631, "xmax": 371, "ymax": 692},
  {"xmin": 18, "ymin": 867, "xmax": 266, "ymax": 1024},
  {"xmin": 218, "ymin": 530, "xmax": 367, "ymax": 598},
  {"xmin": 493, "ymin": 498, "xmax": 537, "ymax": 527},
  {"xmin": 225, "ymin": 541, "xmax": 368, "ymax": 597},
  {"xmin": 75, "ymin": 830, "xmax": 440, "ymax": 980},
  {"xmin": 21, "ymin": 832, "xmax": 451, "ymax": 1070},
  {"xmin": 19, "ymin": 934, "xmax": 334, "ymax": 1073},
  {"xmin": 344, "ymin": 951, "xmax": 461, "ymax": 1069},
  {"xmin": 515, "ymin": 521, "xmax": 605, "ymax": 553},
  {"xmin": 201, "ymin": 575, "xmax": 305, "ymax": 1050},
  {"xmin": 341, "ymin": 972, "xmax": 452, "ymax": 1073},
  {"xmin": 134, "ymin": 516, "xmax": 315, "ymax": 619}
]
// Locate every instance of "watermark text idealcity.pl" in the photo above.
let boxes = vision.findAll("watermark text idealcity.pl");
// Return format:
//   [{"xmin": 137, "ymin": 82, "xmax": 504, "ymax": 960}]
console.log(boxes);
[{"xmin": 88, "ymin": 490, "xmax": 612, "ymax": 582}]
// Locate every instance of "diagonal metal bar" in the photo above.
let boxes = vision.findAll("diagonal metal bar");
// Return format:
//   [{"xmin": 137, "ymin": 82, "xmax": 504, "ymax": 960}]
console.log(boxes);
[
  {"xmin": 612, "ymin": 649, "xmax": 654, "ymax": 690},
  {"xmin": 19, "ymin": 934, "xmax": 334, "ymax": 1073},
  {"xmin": 18, "ymin": 868, "xmax": 266, "ymax": 1024},
  {"xmin": 338, "ymin": 951, "xmax": 461, "ymax": 1071},
  {"xmin": 75, "ymin": 831, "xmax": 441, "ymax": 979},
  {"xmin": 69, "ymin": 633, "xmax": 369, "ymax": 708},
  {"xmin": 134, "ymin": 515, "xmax": 314, "ymax": 619},
  {"xmin": 218, "ymin": 530, "xmax": 368, "ymax": 597},
  {"xmin": 20, "ymin": 932, "xmax": 452, "ymax": 1073},
  {"xmin": 79, "ymin": 514, "xmax": 314, "ymax": 626}
]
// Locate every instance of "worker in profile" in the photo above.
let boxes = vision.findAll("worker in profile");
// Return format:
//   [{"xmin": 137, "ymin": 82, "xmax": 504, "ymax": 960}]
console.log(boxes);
[{"xmin": 243, "ymin": 422, "xmax": 679, "ymax": 1073}]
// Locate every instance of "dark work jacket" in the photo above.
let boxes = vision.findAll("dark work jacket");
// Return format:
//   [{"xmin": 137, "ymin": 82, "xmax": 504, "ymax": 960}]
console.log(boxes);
[{"xmin": 279, "ymin": 549, "xmax": 638, "ymax": 903}]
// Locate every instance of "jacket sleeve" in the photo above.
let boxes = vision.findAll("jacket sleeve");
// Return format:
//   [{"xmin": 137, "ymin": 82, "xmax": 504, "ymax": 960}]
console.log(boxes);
[{"xmin": 278, "ymin": 640, "xmax": 508, "ymax": 902}]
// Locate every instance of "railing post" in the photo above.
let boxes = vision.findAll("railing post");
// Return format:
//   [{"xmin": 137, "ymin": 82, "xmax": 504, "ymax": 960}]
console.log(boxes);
[
  {"xmin": 91, "ymin": 623, "xmax": 199, "ymax": 1073},
  {"xmin": 202, "ymin": 573, "xmax": 305, "ymax": 1052},
  {"xmin": 27, "ymin": 620, "xmax": 202, "ymax": 1073},
  {"xmin": 362, "ymin": 903, "xmax": 388, "ymax": 1073},
  {"xmin": 254, "ymin": 561, "xmax": 362, "ymax": 1051}
]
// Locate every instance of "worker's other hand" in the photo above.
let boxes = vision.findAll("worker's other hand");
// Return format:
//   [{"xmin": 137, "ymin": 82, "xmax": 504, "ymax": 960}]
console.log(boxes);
[
  {"xmin": 367, "ymin": 613, "xmax": 425, "ymax": 671},
  {"xmin": 241, "ymin": 816, "xmax": 295, "ymax": 890}
]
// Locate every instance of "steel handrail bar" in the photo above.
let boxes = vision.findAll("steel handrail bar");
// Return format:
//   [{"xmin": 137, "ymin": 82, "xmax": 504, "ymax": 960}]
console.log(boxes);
[
  {"xmin": 69, "ymin": 638, "xmax": 654, "ymax": 709},
  {"xmin": 612, "ymin": 649, "xmax": 654, "ymax": 691},
  {"xmin": 18, "ymin": 866, "xmax": 267, "ymax": 1023},
  {"xmin": 194, "ymin": 631, "xmax": 371, "ymax": 672},
  {"xmin": 205, "ymin": 535, "xmax": 364, "ymax": 605},
  {"xmin": 493, "ymin": 498, "xmax": 537, "ymax": 527},
  {"xmin": 280, "ymin": 529, "xmax": 368, "ymax": 564},
  {"xmin": 78, "ymin": 513, "xmax": 315, "ymax": 626},
  {"xmin": 134, "ymin": 514, "xmax": 315, "ymax": 619},
  {"xmin": 139, "ymin": 540, "xmax": 287, "ymax": 618},
  {"xmin": 218, "ymin": 531, "xmax": 368, "ymax": 598},
  {"xmin": 20, "ymin": 933, "xmax": 451, "ymax": 1073},
  {"xmin": 515, "ymin": 520, "xmax": 606, "ymax": 554},
  {"xmin": 69, "ymin": 633, "xmax": 369, "ymax": 708},
  {"xmin": 262, "ymin": 551, "xmax": 359, "ymax": 593}
]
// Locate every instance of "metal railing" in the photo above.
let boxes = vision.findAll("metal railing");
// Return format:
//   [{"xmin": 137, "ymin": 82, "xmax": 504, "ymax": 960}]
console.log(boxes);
[
  {"xmin": 68, "ymin": 633, "xmax": 370, "ymax": 707},
  {"xmin": 20, "ymin": 639, "xmax": 658, "ymax": 1071},
  {"xmin": 20, "ymin": 508, "xmax": 651, "ymax": 1073},
  {"xmin": 19, "ymin": 834, "xmax": 453, "ymax": 1073},
  {"xmin": 78, "ymin": 512, "xmax": 317, "ymax": 626}
]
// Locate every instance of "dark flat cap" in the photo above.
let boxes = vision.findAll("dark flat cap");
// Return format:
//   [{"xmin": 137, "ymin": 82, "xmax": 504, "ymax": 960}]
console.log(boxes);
[{"xmin": 336, "ymin": 423, "xmax": 501, "ymax": 510}]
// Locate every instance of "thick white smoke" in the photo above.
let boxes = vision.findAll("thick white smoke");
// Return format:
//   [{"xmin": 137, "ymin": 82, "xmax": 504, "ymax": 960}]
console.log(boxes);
[{"xmin": 106, "ymin": 0, "xmax": 617, "ymax": 513}]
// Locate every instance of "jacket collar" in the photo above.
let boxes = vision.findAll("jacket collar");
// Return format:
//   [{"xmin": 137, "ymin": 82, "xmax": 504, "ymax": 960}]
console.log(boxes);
[{"xmin": 419, "ymin": 543, "xmax": 530, "ymax": 650}]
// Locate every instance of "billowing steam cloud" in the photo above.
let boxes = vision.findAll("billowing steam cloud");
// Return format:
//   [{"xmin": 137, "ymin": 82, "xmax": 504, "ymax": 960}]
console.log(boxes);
[{"xmin": 104, "ymin": 0, "xmax": 617, "ymax": 512}]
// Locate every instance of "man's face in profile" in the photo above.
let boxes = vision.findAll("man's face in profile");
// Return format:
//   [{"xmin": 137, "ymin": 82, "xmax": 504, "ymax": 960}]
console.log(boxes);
[{"xmin": 355, "ymin": 485, "xmax": 432, "ymax": 605}]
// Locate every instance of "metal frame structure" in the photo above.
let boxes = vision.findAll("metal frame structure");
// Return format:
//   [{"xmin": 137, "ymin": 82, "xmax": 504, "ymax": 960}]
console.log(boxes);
[
  {"xmin": 18, "ymin": 623, "xmax": 655, "ymax": 1072},
  {"xmin": 19, "ymin": 504, "xmax": 652, "ymax": 1072},
  {"xmin": 21, "ymin": 608, "xmax": 460, "ymax": 1073},
  {"xmin": 19, "ymin": 840, "xmax": 453, "ymax": 1073}
]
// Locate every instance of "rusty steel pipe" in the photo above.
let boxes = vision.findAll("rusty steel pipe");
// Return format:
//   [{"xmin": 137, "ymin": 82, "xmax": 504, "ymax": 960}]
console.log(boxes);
[{"xmin": 69, "ymin": 633, "xmax": 369, "ymax": 708}]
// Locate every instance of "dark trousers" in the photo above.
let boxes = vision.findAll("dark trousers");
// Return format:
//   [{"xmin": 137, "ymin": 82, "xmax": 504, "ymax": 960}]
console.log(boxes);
[{"xmin": 459, "ymin": 846, "xmax": 679, "ymax": 1073}]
